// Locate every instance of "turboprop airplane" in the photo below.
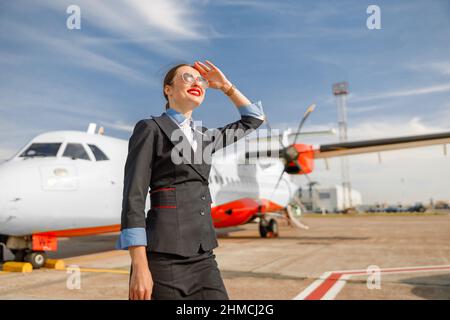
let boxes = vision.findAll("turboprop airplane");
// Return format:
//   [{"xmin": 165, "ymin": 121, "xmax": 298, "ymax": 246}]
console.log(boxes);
[{"xmin": 0, "ymin": 107, "xmax": 449, "ymax": 268}]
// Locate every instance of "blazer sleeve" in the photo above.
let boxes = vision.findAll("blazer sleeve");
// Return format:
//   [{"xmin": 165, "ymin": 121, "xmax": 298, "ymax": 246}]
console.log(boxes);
[
  {"xmin": 116, "ymin": 119, "xmax": 156, "ymax": 250},
  {"xmin": 209, "ymin": 100, "xmax": 265, "ymax": 153}
]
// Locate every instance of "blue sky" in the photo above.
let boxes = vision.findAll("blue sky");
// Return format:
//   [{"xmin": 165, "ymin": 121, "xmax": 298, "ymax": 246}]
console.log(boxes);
[{"xmin": 1, "ymin": 0, "xmax": 449, "ymax": 204}]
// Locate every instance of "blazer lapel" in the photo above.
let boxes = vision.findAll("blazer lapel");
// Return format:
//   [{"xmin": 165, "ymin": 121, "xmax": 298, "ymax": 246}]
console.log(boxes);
[{"xmin": 152, "ymin": 113, "xmax": 208, "ymax": 181}]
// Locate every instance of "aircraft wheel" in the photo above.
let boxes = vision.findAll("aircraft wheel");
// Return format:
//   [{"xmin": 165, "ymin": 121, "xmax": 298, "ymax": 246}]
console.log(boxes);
[
  {"xmin": 259, "ymin": 221, "xmax": 269, "ymax": 238},
  {"xmin": 267, "ymin": 219, "xmax": 279, "ymax": 238},
  {"xmin": 259, "ymin": 219, "xmax": 279, "ymax": 238},
  {"xmin": 24, "ymin": 251, "xmax": 47, "ymax": 269}
]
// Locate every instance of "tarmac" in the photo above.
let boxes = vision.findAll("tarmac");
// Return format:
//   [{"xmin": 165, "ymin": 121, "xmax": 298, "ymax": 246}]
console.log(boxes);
[{"xmin": 0, "ymin": 213, "xmax": 449, "ymax": 300}]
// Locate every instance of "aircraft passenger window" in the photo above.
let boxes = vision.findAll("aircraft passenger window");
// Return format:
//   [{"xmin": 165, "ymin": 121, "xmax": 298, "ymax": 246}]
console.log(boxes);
[
  {"xmin": 214, "ymin": 176, "xmax": 219, "ymax": 184},
  {"xmin": 62, "ymin": 143, "xmax": 90, "ymax": 161},
  {"xmin": 20, "ymin": 143, "xmax": 61, "ymax": 158},
  {"xmin": 88, "ymin": 144, "xmax": 109, "ymax": 161}
]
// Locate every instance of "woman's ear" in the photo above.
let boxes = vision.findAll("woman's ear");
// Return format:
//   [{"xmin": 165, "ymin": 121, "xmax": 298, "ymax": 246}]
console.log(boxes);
[{"xmin": 164, "ymin": 84, "xmax": 172, "ymax": 97}]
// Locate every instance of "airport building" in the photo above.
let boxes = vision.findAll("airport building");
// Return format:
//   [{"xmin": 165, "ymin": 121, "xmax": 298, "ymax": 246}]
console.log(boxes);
[{"xmin": 299, "ymin": 184, "xmax": 362, "ymax": 213}]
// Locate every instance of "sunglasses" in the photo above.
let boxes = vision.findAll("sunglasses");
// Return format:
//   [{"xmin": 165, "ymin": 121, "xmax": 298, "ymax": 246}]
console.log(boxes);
[{"xmin": 179, "ymin": 72, "xmax": 209, "ymax": 89}]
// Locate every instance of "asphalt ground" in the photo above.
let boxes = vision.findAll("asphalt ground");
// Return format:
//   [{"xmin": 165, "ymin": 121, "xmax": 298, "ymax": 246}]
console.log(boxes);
[{"xmin": 1, "ymin": 213, "xmax": 449, "ymax": 300}]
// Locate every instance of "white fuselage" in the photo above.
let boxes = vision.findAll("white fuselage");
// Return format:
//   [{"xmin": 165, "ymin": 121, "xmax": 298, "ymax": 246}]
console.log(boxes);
[{"xmin": 0, "ymin": 130, "xmax": 296, "ymax": 236}]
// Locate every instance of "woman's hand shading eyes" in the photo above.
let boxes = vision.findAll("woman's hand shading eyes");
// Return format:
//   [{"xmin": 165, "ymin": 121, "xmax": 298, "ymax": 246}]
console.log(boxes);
[{"xmin": 194, "ymin": 60, "xmax": 231, "ymax": 90}]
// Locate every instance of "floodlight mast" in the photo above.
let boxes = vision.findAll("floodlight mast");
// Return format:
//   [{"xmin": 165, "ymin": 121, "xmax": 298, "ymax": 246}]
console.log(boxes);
[{"xmin": 333, "ymin": 82, "xmax": 352, "ymax": 209}]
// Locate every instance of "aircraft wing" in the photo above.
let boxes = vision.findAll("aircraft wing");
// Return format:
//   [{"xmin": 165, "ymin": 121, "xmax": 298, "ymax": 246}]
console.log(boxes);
[
  {"xmin": 314, "ymin": 131, "xmax": 450, "ymax": 159},
  {"xmin": 245, "ymin": 131, "xmax": 450, "ymax": 160}
]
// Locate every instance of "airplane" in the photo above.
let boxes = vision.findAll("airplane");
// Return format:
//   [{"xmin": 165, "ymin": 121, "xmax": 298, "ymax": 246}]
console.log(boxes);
[{"xmin": 1, "ymin": 107, "xmax": 449, "ymax": 268}]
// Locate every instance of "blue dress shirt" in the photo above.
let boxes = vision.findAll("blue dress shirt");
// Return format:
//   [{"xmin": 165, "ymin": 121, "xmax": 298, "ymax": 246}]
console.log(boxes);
[{"xmin": 115, "ymin": 100, "xmax": 265, "ymax": 250}]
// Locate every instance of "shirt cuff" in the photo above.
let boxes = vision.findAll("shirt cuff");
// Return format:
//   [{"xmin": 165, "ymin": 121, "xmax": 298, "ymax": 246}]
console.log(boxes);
[
  {"xmin": 237, "ymin": 100, "xmax": 265, "ymax": 120},
  {"xmin": 115, "ymin": 227, "xmax": 147, "ymax": 250}
]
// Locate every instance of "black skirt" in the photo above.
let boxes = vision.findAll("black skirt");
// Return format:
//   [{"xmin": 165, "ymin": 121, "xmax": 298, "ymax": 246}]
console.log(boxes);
[{"xmin": 130, "ymin": 248, "xmax": 229, "ymax": 300}]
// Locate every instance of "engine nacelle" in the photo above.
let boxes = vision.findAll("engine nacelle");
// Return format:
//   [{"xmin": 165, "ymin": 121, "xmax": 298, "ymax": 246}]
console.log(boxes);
[{"xmin": 285, "ymin": 144, "xmax": 315, "ymax": 174}]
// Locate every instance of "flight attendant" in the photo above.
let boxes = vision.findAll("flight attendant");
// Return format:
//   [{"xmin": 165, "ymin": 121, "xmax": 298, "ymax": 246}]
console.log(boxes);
[{"xmin": 116, "ymin": 60, "xmax": 265, "ymax": 300}]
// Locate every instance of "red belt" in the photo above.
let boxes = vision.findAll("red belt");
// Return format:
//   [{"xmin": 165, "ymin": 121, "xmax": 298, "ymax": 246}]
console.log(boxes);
[{"xmin": 150, "ymin": 187, "xmax": 176, "ymax": 209}]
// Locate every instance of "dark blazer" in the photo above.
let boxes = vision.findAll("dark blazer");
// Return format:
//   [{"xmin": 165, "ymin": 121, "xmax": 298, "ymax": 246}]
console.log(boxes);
[{"xmin": 120, "ymin": 112, "xmax": 264, "ymax": 257}]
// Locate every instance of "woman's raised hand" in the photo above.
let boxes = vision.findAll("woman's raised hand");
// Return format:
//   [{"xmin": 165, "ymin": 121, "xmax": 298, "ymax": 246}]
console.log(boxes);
[{"xmin": 194, "ymin": 60, "xmax": 231, "ymax": 90}]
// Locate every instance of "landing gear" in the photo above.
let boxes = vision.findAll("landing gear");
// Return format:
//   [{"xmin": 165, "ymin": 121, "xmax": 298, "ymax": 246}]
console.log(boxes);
[
  {"xmin": 24, "ymin": 251, "xmax": 47, "ymax": 269},
  {"xmin": 4, "ymin": 235, "xmax": 56, "ymax": 269},
  {"xmin": 11, "ymin": 249, "xmax": 47, "ymax": 269},
  {"xmin": 259, "ymin": 218, "xmax": 279, "ymax": 238}
]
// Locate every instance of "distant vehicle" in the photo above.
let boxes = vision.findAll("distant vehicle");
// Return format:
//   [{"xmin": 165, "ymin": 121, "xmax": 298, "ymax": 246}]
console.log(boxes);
[
  {"xmin": 406, "ymin": 203, "xmax": 426, "ymax": 212},
  {"xmin": 435, "ymin": 202, "xmax": 450, "ymax": 210}
]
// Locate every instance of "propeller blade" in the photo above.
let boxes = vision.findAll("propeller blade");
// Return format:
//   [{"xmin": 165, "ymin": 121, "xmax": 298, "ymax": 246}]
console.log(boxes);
[
  {"xmin": 293, "ymin": 103, "xmax": 316, "ymax": 144},
  {"xmin": 264, "ymin": 114, "xmax": 285, "ymax": 149}
]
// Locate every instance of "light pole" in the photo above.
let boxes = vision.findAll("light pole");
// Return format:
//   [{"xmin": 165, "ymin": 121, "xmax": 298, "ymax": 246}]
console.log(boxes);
[{"xmin": 333, "ymin": 82, "xmax": 352, "ymax": 209}]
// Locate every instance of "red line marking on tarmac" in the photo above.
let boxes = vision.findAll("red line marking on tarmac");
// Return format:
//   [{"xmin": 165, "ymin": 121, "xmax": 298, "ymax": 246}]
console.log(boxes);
[
  {"xmin": 295, "ymin": 264, "xmax": 450, "ymax": 300},
  {"xmin": 304, "ymin": 273, "xmax": 343, "ymax": 300}
]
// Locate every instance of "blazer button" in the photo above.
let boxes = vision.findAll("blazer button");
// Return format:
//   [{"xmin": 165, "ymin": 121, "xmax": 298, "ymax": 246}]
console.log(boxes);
[
  {"xmin": 200, "ymin": 210, "xmax": 205, "ymax": 216},
  {"xmin": 201, "ymin": 195, "xmax": 206, "ymax": 200}
]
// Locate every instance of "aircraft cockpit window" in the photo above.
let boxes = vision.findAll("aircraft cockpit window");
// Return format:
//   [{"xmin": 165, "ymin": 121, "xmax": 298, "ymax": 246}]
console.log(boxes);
[
  {"xmin": 88, "ymin": 144, "xmax": 109, "ymax": 161},
  {"xmin": 19, "ymin": 143, "xmax": 61, "ymax": 158},
  {"xmin": 62, "ymin": 143, "xmax": 91, "ymax": 161}
]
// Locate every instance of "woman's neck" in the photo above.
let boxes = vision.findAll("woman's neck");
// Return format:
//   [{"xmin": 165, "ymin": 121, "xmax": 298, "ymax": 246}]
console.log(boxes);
[{"xmin": 169, "ymin": 104, "xmax": 193, "ymax": 119}]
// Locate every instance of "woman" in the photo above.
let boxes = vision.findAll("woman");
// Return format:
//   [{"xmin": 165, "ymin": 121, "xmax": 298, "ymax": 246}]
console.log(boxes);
[{"xmin": 116, "ymin": 60, "xmax": 265, "ymax": 300}]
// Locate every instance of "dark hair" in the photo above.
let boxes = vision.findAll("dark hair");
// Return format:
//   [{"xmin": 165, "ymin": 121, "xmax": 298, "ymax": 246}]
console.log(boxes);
[{"xmin": 163, "ymin": 63, "xmax": 192, "ymax": 110}]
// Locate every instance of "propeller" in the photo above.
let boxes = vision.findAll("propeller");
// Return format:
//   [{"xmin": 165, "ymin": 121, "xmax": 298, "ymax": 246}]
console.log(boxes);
[{"xmin": 266, "ymin": 103, "xmax": 317, "ymax": 196}]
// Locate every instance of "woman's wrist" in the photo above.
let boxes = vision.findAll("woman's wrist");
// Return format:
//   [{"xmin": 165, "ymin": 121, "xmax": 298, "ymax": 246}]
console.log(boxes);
[
  {"xmin": 129, "ymin": 245, "xmax": 148, "ymax": 268},
  {"xmin": 132, "ymin": 257, "xmax": 148, "ymax": 267},
  {"xmin": 221, "ymin": 80, "xmax": 233, "ymax": 94}
]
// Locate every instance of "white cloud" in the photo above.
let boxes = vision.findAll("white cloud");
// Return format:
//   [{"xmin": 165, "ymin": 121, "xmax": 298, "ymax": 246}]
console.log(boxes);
[
  {"xmin": 1, "ymin": 0, "xmax": 213, "ymax": 85},
  {"xmin": 408, "ymin": 61, "xmax": 450, "ymax": 76},
  {"xmin": 100, "ymin": 121, "xmax": 134, "ymax": 133},
  {"xmin": 347, "ymin": 117, "xmax": 441, "ymax": 140},
  {"xmin": 352, "ymin": 82, "xmax": 450, "ymax": 103},
  {"xmin": 1, "ymin": 19, "xmax": 153, "ymax": 85},
  {"xmin": 39, "ymin": 0, "xmax": 207, "ymax": 45}
]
